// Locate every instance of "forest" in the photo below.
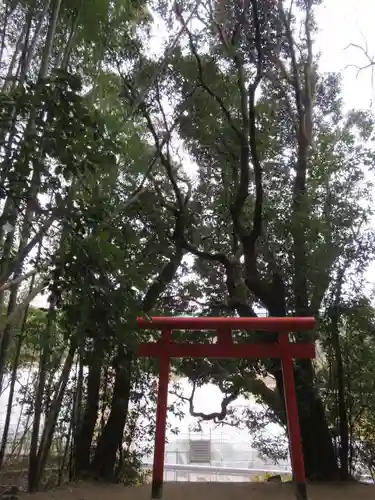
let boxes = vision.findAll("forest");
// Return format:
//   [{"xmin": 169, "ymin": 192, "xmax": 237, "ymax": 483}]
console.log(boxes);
[{"xmin": 0, "ymin": 0, "xmax": 375, "ymax": 494}]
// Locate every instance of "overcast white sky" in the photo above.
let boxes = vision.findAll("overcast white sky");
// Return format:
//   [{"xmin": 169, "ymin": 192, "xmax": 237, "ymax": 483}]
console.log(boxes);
[
  {"xmin": 24, "ymin": 0, "xmax": 375, "ymax": 443},
  {"xmin": 316, "ymin": 0, "xmax": 375, "ymax": 109}
]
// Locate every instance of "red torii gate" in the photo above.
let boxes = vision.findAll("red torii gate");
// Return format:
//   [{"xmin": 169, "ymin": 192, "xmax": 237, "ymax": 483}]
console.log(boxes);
[{"xmin": 137, "ymin": 316, "xmax": 316, "ymax": 500}]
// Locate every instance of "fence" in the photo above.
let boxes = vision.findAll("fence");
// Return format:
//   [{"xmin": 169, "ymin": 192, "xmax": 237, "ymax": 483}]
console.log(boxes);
[{"xmin": 143, "ymin": 431, "xmax": 291, "ymax": 482}]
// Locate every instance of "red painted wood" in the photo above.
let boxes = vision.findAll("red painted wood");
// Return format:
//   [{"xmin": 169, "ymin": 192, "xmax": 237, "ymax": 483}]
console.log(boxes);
[
  {"xmin": 137, "ymin": 316, "xmax": 315, "ymax": 331},
  {"xmin": 151, "ymin": 328, "xmax": 171, "ymax": 499},
  {"xmin": 279, "ymin": 332, "xmax": 306, "ymax": 488},
  {"xmin": 137, "ymin": 317, "xmax": 314, "ymax": 499},
  {"xmin": 216, "ymin": 327, "xmax": 233, "ymax": 345},
  {"xmin": 137, "ymin": 342, "xmax": 315, "ymax": 359}
]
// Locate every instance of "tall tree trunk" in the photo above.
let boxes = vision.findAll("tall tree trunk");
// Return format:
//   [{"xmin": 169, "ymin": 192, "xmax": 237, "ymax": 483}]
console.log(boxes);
[
  {"xmin": 329, "ymin": 271, "xmax": 349, "ymax": 479},
  {"xmin": 0, "ymin": 1, "xmax": 10, "ymax": 68},
  {"xmin": 290, "ymin": 361, "xmax": 338, "ymax": 480},
  {"xmin": 61, "ymin": 3, "xmax": 82, "ymax": 70},
  {"xmin": 268, "ymin": 306, "xmax": 338, "ymax": 479},
  {"xmin": 0, "ymin": 282, "xmax": 18, "ymax": 391},
  {"xmin": 267, "ymin": 302, "xmax": 338, "ymax": 479},
  {"xmin": 69, "ymin": 347, "xmax": 84, "ymax": 479},
  {"xmin": 0, "ymin": 0, "xmax": 34, "ymax": 150},
  {"xmin": 34, "ymin": 341, "xmax": 76, "ymax": 489},
  {"xmin": 28, "ymin": 302, "xmax": 55, "ymax": 492},
  {"xmin": 90, "ymin": 347, "xmax": 132, "ymax": 481},
  {"xmin": 73, "ymin": 337, "xmax": 104, "ymax": 476},
  {"xmin": 0, "ymin": 330, "xmax": 23, "ymax": 467},
  {"xmin": 0, "ymin": 203, "xmax": 18, "ymax": 312},
  {"xmin": 1, "ymin": 22, "xmax": 27, "ymax": 92},
  {"xmin": 38, "ymin": 0, "xmax": 63, "ymax": 80},
  {"xmin": 261, "ymin": 305, "xmax": 338, "ymax": 479},
  {"xmin": 100, "ymin": 365, "xmax": 109, "ymax": 434},
  {"xmin": 279, "ymin": 3, "xmax": 337, "ymax": 480},
  {"xmin": 23, "ymin": 0, "xmax": 53, "ymax": 76}
]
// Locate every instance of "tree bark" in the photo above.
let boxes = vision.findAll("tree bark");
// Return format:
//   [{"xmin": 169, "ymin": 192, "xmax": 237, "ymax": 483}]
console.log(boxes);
[
  {"xmin": 87, "ymin": 244, "xmax": 184, "ymax": 480},
  {"xmin": 90, "ymin": 346, "xmax": 132, "ymax": 481},
  {"xmin": 74, "ymin": 337, "xmax": 104, "ymax": 476},
  {"xmin": 28, "ymin": 302, "xmax": 54, "ymax": 492},
  {"xmin": 228, "ymin": 267, "xmax": 338, "ymax": 480},
  {"xmin": 0, "ymin": 284, "xmax": 18, "ymax": 392},
  {"xmin": 285, "ymin": 360, "xmax": 338, "ymax": 480},
  {"xmin": 329, "ymin": 272, "xmax": 349, "ymax": 479},
  {"xmin": 257, "ymin": 315, "xmax": 338, "ymax": 479},
  {"xmin": 38, "ymin": 0, "xmax": 62, "ymax": 80},
  {"xmin": 34, "ymin": 341, "xmax": 76, "ymax": 488}
]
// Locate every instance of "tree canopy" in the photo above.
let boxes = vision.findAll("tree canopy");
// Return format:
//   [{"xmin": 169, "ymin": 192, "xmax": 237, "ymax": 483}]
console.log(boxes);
[{"xmin": 0, "ymin": 0, "xmax": 375, "ymax": 490}]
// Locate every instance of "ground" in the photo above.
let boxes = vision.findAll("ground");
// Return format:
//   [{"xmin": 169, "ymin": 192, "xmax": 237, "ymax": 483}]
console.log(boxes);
[{"xmin": 17, "ymin": 481, "xmax": 375, "ymax": 500}]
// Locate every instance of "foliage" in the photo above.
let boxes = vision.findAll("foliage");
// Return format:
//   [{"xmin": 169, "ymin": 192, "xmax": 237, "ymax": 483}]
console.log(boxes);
[
  {"xmin": 1, "ymin": 0, "xmax": 375, "ymax": 493},
  {"xmin": 317, "ymin": 297, "xmax": 375, "ymax": 478}
]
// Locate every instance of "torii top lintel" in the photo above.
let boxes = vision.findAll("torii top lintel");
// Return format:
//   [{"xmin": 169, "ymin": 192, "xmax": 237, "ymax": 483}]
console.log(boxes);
[{"xmin": 136, "ymin": 316, "xmax": 316, "ymax": 331}]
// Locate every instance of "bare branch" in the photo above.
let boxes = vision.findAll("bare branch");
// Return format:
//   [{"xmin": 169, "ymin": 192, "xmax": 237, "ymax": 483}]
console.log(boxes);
[
  {"xmin": 170, "ymin": 376, "xmax": 283, "ymax": 425},
  {"xmin": 0, "ymin": 214, "xmax": 55, "ymax": 286},
  {"xmin": 0, "ymin": 262, "xmax": 51, "ymax": 293},
  {"xmin": 344, "ymin": 42, "xmax": 375, "ymax": 90},
  {"xmin": 170, "ymin": 380, "xmax": 240, "ymax": 422},
  {"xmin": 345, "ymin": 42, "xmax": 374, "ymax": 63},
  {"xmin": 119, "ymin": 65, "xmax": 199, "ymax": 215}
]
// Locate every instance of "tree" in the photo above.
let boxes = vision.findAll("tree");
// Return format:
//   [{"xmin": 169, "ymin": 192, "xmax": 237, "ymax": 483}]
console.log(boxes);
[
  {"xmin": 0, "ymin": 0, "xmax": 171, "ymax": 489},
  {"xmin": 1, "ymin": 0, "xmax": 375, "ymax": 491},
  {"xmin": 114, "ymin": 0, "xmax": 375, "ymax": 479}
]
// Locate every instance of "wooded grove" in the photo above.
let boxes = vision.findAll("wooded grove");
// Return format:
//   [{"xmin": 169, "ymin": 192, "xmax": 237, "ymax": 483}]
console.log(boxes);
[{"xmin": 1, "ymin": 0, "xmax": 375, "ymax": 492}]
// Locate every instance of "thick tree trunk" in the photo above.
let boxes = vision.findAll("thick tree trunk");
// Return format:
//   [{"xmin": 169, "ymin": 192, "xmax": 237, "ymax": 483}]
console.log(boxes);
[
  {"xmin": 74, "ymin": 338, "xmax": 104, "ymax": 476},
  {"xmin": 236, "ymin": 292, "xmax": 338, "ymax": 480},
  {"xmin": 85, "ymin": 248, "xmax": 183, "ymax": 481},
  {"xmin": 275, "ymin": 359, "xmax": 338, "ymax": 480},
  {"xmin": 90, "ymin": 347, "xmax": 132, "ymax": 481},
  {"xmin": 266, "ymin": 292, "xmax": 338, "ymax": 480},
  {"xmin": 269, "ymin": 314, "xmax": 337, "ymax": 478}
]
